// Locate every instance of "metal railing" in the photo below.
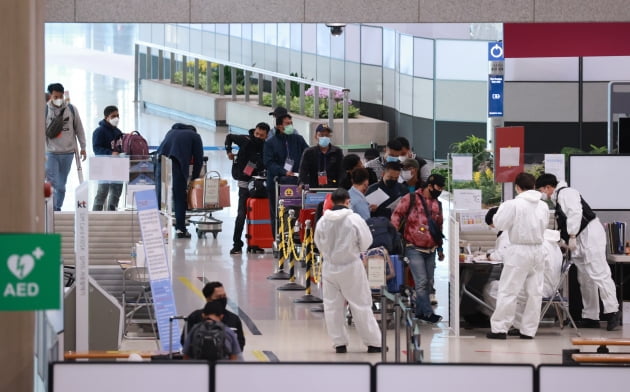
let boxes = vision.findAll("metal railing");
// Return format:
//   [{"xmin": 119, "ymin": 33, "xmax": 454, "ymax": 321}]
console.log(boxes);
[
  {"xmin": 379, "ymin": 287, "xmax": 424, "ymax": 363},
  {"xmin": 134, "ymin": 41, "xmax": 352, "ymax": 146}
]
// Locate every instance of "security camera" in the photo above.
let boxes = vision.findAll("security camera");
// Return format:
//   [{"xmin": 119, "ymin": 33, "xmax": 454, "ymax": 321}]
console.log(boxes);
[{"xmin": 325, "ymin": 23, "xmax": 346, "ymax": 36}]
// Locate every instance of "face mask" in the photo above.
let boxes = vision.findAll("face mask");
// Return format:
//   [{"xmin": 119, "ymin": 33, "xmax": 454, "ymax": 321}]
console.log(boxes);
[
  {"xmin": 384, "ymin": 179, "xmax": 397, "ymax": 188},
  {"xmin": 540, "ymin": 192, "xmax": 548, "ymax": 201},
  {"xmin": 386, "ymin": 156, "xmax": 399, "ymax": 163},
  {"xmin": 108, "ymin": 117, "xmax": 119, "ymax": 127},
  {"xmin": 216, "ymin": 297, "xmax": 228, "ymax": 308},
  {"xmin": 283, "ymin": 125, "xmax": 294, "ymax": 135},
  {"xmin": 401, "ymin": 170, "xmax": 413, "ymax": 181},
  {"xmin": 430, "ymin": 189, "xmax": 442, "ymax": 199},
  {"xmin": 318, "ymin": 136, "xmax": 330, "ymax": 147},
  {"xmin": 253, "ymin": 137, "xmax": 264, "ymax": 145},
  {"xmin": 52, "ymin": 98, "xmax": 63, "ymax": 106}
]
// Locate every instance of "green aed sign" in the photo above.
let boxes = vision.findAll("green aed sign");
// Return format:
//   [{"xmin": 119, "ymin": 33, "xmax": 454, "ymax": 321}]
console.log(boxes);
[{"xmin": 0, "ymin": 233, "xmax": 61, "ymax": 311}]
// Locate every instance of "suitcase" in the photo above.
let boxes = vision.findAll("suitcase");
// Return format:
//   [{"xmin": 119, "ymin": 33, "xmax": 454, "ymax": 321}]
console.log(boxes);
[
  {"xmin": 246, "ymin": 198, "xmax": 274, "ymax": 252},
  {"xmin": 387, "ymin": 254, "xmax": 405, "ymax": 293}
]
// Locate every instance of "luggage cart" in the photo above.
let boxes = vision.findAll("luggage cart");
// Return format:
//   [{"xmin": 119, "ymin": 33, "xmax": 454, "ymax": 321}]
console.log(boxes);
[{"xmin": 187, "ymin": 165, "xmax": 225, "ymax": 239}]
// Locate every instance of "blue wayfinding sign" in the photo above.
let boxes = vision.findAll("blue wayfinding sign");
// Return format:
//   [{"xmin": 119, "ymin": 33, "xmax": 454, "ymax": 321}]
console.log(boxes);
[
  {"xmin": 488, "ymin": 75, "xmax": 504, "ymax": 117},
  {"xmin": 135, "ymin": 189, "xmax": 181, "ymax": 353},
  {"xmin": 488, "ymin": 42, "xmax": 504, "ymax": 61}
]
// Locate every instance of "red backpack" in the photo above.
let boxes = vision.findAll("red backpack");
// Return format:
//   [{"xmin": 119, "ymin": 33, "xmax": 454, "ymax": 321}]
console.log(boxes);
[{"xmin": 122, "ymin": 131, "xmax": 149, "ymax": 159}]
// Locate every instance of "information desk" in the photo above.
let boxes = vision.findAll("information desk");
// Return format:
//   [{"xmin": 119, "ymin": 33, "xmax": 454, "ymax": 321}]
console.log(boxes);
[{"xmin": 607, "ymin": 254, "xmax": 630, "ymax": 322}]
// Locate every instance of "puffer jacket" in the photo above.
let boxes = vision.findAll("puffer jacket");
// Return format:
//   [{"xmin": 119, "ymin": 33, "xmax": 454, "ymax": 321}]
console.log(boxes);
[{"xmin": 391, "ymin": 188, "xmax": 443, "ymax": 249}]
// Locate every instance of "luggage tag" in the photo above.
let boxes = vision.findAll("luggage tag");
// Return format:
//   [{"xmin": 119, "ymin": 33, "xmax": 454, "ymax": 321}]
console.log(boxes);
[
  {"xmin": 284, "ymin": 158, "xmax": 294, "ymax": 173},
  {"xmin": 317, "ymin": 171, "xmax": 328, "ymax": 185},
  {"xmin": 243, "ymin": 161, "xmax": 256, "ymax": 176}
]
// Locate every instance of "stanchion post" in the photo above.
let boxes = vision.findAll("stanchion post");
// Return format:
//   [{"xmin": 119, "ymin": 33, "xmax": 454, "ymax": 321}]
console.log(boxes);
[
  {"xmin": 381, "ymin": 286, "xmax": 387, "ymax": 362},
  {"xmin": 394, "ymin": 293, "xmax": 401, "ymax": 363},
  {"xmin": 277, "ymin": 210, "xmax": 306, "ymax": 291},
  {"xmin": 294, "ymin": 220, "xmax": 323, "ymax": 303},
  {"xmin": 268, "ymin": 201, "xmax": 290, "ymax": 280}
]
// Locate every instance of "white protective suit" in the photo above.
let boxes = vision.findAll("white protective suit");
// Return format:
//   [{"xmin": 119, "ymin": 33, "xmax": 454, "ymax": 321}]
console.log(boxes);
[
  {"xmin": 314, "ymin": 207, "xmax": 382, "ymax": 348},
  {"xmin": 490, "ymin": 189, "xmax": 549, "ymax": 337},
  {"xmin": 553, "ymin": 182, "xmax": 618, "ymax": 319},
  {"xmin": 483, "ymin": 229, "xmax": 562, "ymax": 318}
]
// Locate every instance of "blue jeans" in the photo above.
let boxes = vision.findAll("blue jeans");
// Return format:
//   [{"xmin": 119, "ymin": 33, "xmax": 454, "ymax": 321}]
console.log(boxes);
[
  {"xmin": 405, "ymin": 247, "xmax": 436, "ymax": 317},
  {"xmin": 46, "ymin": 152, "xmax": 74, "ymax": 211}
]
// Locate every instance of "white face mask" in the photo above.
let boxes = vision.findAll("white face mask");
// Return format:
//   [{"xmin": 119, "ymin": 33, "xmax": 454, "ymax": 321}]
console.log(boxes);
[
  {"xmin": 540, "ymin": 192, "xmax": 548, "ymax": 201},
  {"xmin": 401, "ymin": 170, "xmax": 413, "ymax": 181},
  {"xmin": 108, "ymin": 117, "xmax": 120, "ymax": 127},
  {"xmin": 52, "ymin": 98, "xmax": 64, "ymax": 106}
]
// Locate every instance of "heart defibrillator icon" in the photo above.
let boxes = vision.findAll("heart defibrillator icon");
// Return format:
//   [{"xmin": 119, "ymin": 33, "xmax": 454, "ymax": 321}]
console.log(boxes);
[{"xmin": 7, "ymin": 254, "xmax": 35, "ymax": 280}]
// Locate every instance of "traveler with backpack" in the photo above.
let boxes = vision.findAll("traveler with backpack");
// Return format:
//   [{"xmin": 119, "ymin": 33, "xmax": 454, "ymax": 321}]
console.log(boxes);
[
  {"xmin": 155, "ymin": 123, "xmax": 204, "ymax": 238},
  {"xmin": 45, "ymin": 83, "xmax": 86, "ymax": 211},
  {"xmin": 224, "ymin": 123, "xmax": 270, "ymax": 255},
  {"xmin": 92, "ymin": 105, "xmax": 124, "ymax": 211},
  {"xmin": 183, "ymin": 300, "xmax": 242, "ymax": 361}
]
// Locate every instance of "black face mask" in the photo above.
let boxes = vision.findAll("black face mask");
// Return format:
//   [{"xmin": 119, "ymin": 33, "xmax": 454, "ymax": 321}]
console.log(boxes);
[
  {"xmin": 429, "ymin": 189, "xmax": 442, "ymax": 199},
  {"xmin": 252, "ymin": 137, "xmax": 264, "ymax": 145},
  {"xmin": 216, "ymin": 297, "xmax": 228, "ymax": 308},
  {"xmin": 384, "ymin": 179, "xmax": 397, "ymax": 188}
]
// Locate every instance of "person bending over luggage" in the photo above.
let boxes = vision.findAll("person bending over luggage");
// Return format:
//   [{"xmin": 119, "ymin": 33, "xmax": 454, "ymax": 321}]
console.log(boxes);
[
  {"xmin": 181, "ymin": 281, "xmax": 245, "ymax": 350},
  {"xmin": 225, "ymin": 123, "xmax": 270, "ymax": 255},
  {"xmin": 183, "ymin": 300, "xmax": 242, "ymax": 361},
  {"xmin": 298, "ymin": 124, "xmax": 344, "ymax": 189},
  {"xmin": 314, "ymin": 188, "xmax": 383, "ymax": 354},
  {"xmin": 155, "ymin": 123, "xmax": 204, "ymax": 238},
  {"xmin": 92, "ymin": 105, "xmax": 123, "ymax": 211}
]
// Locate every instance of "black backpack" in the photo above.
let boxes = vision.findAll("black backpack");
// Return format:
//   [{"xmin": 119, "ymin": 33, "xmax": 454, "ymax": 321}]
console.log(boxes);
[
  {"xmin": 555, "ymin": 187, "xmax": 596, "ymax": 242},
  {"xmin": 189, "ymin": 319, "xmax": 227, "ymax": 361},
  {"xmin": 366, "ymin": 216, "xmax": 401, "ymax": 255}
]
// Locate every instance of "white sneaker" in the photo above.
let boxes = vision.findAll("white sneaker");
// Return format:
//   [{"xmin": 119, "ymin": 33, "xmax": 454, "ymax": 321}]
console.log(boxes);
[{"xmin": 430, "ymin": 293, "xmax": 438, "ymax": 306}]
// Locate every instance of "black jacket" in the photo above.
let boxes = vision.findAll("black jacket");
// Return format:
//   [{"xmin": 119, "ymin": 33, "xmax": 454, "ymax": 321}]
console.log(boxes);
[
  {"xmin": 298, "ymin": 145, "xmax": 343, "ymax": 188},
  {"xmin": 225, "ymin": 134, "xmax": 265, "ymax": 181},
  {"xmin": 366, "ymin": 180, "xmax": 409, "ymax": 219},
  {"xmin": 157, "ymin": 123, "xmax": 204, "ymax": 179},
  {"xmin": 181, "ymin": 308, "xmax": 245, "ymax": 350}
]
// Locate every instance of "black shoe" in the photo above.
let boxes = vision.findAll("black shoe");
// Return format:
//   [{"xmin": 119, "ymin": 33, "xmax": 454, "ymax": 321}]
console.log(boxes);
[
  {"xmin": 519, "ymin": 333, "xmax": 534, "ymax": 340},
  {"xmin": 176, "ymin": 230, "xmax": 191, "ymax": 239},
  {"xmin": 606, "ymin": 311, "xmax": 621, "ymax": 331},
  {"xmin": 367, "ymin": 346, "xmax": 382, "ymax": 353},
  {"xmin": 507, "ymin": 328, "xmax": 521, "ymax": 336},
  {"xmin": 486, "ymin": 332, "xmax": 507, "ymax": 340},
  {"xmin": 335, "ymin": 345, "xmax": 347, "ymax": 354},
  {"xmin": 229, "ymin": 247, "xmax": 242, "ymax": 255},
  {"xmin": 575, "ymin": 318, "xmax": 601, "ymax": 328},
  {"xmin": 417, "ymin": 313, "xmax": 443, "ymax": 324}
]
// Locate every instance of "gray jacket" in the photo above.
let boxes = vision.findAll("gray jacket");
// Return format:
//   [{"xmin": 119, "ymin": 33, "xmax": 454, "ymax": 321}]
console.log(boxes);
[{"xmin": 45, "ymin": 101, "xmax": 86, "ymax": 154}]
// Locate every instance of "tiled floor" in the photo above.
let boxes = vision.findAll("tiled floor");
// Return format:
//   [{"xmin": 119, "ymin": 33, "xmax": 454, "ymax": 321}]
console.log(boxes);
[{"xmin": 49, "ymin": 26, "xmax": 628, "ymax": 366}]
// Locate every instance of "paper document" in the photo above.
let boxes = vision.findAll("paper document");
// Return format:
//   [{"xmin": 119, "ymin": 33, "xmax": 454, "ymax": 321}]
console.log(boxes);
[
  {"xmin": 452, "ymin": 155, "xmax": 473, "ymax": 181},
  {"xmin": 366, "ymin": 188, "xmax": 390, "ymax": 206},
  {"xmin": 499, "ymin": 147, "xmax": 520, "ymax": 167}
]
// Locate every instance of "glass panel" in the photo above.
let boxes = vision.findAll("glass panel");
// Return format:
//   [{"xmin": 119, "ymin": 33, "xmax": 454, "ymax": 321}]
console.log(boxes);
[
  {"xmin": 265, "ymin": 23, "xmax": 277, "ymax": 45},
  {"xmin": 436, "ymin": 40, "xmax": 488, "ymax": 81},
  {"xmin": 317, "ymin": 24, "xmax": 331, "ymax": 57},
  {"xmin": 302, "ymin": 24, "xmax": 317, "ymax": 54},
  {"xmin": 414, "ymin": 37, "xmax": 434, "ymax": 78},
  {"xmin": 290, "ymin": 24, "xmax": 302, "ymax": 51},
  {"xmin": 383, "ymin": 29, "xmax": 396, "ymax": 69},
  {"xmin": 399, "ymin": 34, "xmax": 413, "ymax": 75},
  {"xmin": 361, "ymin": 25, "xmax": 382, "ymax": 66},
  {"xmin": 345, "ymin": 24, "xmax": 360, "ymax": 63},
  {"xmin": 278, "ymin": 23, "xmax": 290, "ymax": 48},
  {"xmin": 230, "ymin": 24, "xmax": 242, "ymax": 38}
]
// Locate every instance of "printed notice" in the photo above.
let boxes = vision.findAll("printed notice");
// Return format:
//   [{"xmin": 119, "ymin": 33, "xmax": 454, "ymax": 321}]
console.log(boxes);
[
  {"xmin": 499, "ymin": 147, "xmax": 520, "ymax": 167},
  {"xmin": 452, "ymin": 155, "xmax": 473, "ymax": 181},
  {"xmin": 544, "ymin": 154, "xmax": 565, "ymax": 182},
  {"xmin": 453, "ymin": 189, "xmax": 482, "ymax": 210},
  {"xmin": 89, "ymin": 156, "xmax": 130, "ymax": 182}
]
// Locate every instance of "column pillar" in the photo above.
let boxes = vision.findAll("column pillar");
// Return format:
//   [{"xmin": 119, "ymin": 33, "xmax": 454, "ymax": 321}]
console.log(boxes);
[{"xmin": 0, "ymin": 0, "xmax": 44, "ymax": 390}]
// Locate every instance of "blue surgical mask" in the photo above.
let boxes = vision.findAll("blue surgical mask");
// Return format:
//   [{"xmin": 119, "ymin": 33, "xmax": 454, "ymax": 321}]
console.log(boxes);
[
  {"xmin": 283, "ymin": 125, "xmax": 294, "ymax": 135},
  {"xmin": 318, "ymin": 136, "xmax": 330, "ymax": 147},
  {"xmin": 386, "ymin": 155, "xmax": 399, "ymax": 163}
]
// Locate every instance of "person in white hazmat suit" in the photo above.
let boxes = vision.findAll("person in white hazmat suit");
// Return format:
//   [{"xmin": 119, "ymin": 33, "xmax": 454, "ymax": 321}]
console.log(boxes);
[
  {"xmin": 487, "ymin": 173, "xmax": 549, "ymax": 340},
  {"xmin": 536, "ymin": 173, "xmax": 621, "ymax": 331},
  {"xmin": 483, "ymin": 227, "xmax": 563, "ymax": 334},
  {"xmin": 314, "ymin": 188, "xmax": 383, "ymax": 354}
]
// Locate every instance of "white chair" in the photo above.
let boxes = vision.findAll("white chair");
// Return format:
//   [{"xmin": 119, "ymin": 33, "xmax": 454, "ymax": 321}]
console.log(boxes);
[{"xmin": 122, "ymin": 266, "xmax": 159, "ymax": 346}]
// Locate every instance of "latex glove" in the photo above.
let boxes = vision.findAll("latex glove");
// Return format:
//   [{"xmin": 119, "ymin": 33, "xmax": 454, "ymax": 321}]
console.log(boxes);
[{"xmin": 568, "ymin": 237, "xmax": 577, "ymax": 251}]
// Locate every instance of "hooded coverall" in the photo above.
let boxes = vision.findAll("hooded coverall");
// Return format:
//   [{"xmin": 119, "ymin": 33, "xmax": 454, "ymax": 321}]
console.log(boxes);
[
  {"xmin": 490, "ymin": 190, "xmax": 549, "ymax": 337},
  {"xmin": 314, "ymin": 207, "xmax": 381, "ymax": 349}
]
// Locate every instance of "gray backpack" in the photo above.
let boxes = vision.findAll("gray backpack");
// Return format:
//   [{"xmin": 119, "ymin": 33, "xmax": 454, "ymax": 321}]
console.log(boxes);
[{"xmin": 189, "ymin": 319, "xmax": 227, "ymax": 361}]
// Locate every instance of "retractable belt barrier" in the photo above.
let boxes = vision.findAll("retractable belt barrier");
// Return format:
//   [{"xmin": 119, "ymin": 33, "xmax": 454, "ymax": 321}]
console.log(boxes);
[
  {"xmin": 379, "ymin": 287, "xmax": 424, "ymax": 363},
  {"xmin": 268, "ymin": 201, "xmax": 290, "ymax": 280},
  {"xmin": 294, "ymin": 220, "xmax": 323, "ymax": 303},
  {"xmin": 277, "ymin": 209, "xmax": 306, "ymax": 291}
]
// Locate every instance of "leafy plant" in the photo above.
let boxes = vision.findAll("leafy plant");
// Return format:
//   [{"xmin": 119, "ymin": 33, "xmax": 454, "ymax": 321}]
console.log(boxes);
[{"xmin": 261, "ymin": 93, "xmax": 360, "ymax": 119}]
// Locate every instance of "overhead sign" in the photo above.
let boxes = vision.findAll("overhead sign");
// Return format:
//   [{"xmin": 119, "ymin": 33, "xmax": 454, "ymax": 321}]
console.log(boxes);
[
  {"xmin": 1, "ymin": 233, "xmax": 61, "ymax": 311},
  {"xmin": 488, "ymin": 41, "xmax": 504, "ymax": 61},
  {"xmin": 488, "ymin": 75, "xmax": 504, "ymax": 117}
]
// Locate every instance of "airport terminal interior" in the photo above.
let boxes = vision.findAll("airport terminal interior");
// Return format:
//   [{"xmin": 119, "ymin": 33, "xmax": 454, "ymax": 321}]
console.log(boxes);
[{"xmin": 41, "ymin": 23, "xmax": 629, "ymax": 365}]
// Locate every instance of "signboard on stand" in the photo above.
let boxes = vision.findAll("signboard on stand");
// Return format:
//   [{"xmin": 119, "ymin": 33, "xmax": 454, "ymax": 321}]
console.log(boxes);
[{"xmin": 494, "ymin": 126, "xmax": 525, "ymax": 183}]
